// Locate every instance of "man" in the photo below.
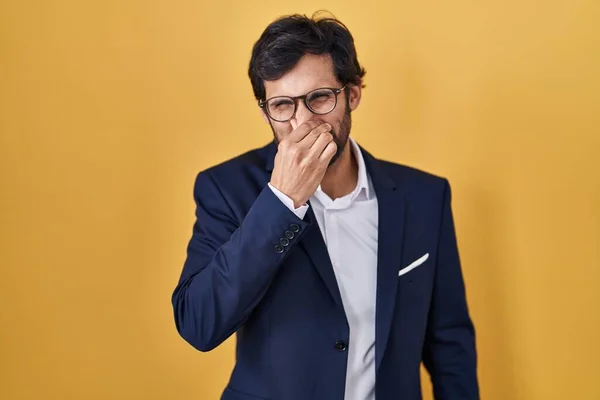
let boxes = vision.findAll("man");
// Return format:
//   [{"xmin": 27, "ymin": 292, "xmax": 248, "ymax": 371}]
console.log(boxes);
[{"xmin": 172, "ymin": 13, "xmax": 479, "ymax": 400}]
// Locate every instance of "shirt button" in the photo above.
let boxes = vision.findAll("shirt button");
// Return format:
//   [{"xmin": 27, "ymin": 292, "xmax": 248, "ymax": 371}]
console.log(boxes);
[
  {"xmin": 334, "ymin": 340, "xmax": 347, "ymax": 352},
  {"xmin": 284, "ymin": 230, "xmax": 294, "ymax": 240},
  {"xmin": 290, "ymin": 223, "xmax": 300, "ymax": 233},
  {"xmin": 279, "ymin": 237, "xmax": 290, "ymax": 247},
  {"xmin": 274, "ymin": 244, "xmax": 284, "ymax": 254}
]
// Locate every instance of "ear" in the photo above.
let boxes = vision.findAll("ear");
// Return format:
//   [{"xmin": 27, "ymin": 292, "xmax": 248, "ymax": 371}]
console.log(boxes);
[
  {"xmin": 347, "ymin": 80, "xmax": 362, "ymax": 112},
  {"xmin": 259, "ymin": 107, "xmax": 270, "ymax": 124}
]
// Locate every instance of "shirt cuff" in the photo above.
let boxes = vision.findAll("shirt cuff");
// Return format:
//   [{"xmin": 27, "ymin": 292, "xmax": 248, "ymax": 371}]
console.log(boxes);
[{"xmin": 268, "ymin": 183, "xmax": 309, "ymax": 220}]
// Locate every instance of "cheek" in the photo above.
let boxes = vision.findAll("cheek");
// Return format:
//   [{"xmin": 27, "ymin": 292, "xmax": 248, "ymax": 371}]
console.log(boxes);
[
  {"xmin": 272, "ymin": 122, "xmax": 293, "ymax": 138},
  {"xmin": 319, "ymin": 110, "xmax": 345, "ymax": 130}
]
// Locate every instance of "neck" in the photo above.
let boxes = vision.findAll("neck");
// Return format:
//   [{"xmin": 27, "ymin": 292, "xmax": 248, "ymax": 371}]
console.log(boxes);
[{"xmin": 320, "ymin": 140, "xmax": 359, "ymax": 200}]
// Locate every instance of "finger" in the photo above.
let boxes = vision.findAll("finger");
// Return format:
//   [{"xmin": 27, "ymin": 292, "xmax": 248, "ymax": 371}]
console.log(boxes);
[
  {"xmin": 318, "ymin": 141, "xmax": 338, "ymax": 163},
  {"xmin": 288, "ymin": 120, "xmax": 323, "ymax": 143},
  {"xmin": 298, "ymin": 123, "xmax": 332, "ymax": 148},
  {"xmin": 307, "ymin": 131, "xmax": 334, "ymax": 159}
]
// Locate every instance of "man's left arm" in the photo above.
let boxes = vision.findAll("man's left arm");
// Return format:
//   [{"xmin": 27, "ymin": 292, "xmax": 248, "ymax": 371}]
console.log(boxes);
[{"xmin": 422, "ymin": 179, "xmax": 479, "ymax": 399}]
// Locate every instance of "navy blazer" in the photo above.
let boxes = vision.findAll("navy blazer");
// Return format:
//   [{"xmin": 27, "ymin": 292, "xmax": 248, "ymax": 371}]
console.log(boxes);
[{"xmin": 172, "ymin": 140, "xmax": 479, "ymax": 400}]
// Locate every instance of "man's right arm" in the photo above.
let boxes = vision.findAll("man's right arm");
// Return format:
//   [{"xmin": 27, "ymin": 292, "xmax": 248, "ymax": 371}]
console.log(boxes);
[
  {"xmin": 171, "ymin": 170, "xmax": 310, "ymax": 352},
  {"xmin": 172, "ymin": 120, "xmax": 336, "ymax": 352}
]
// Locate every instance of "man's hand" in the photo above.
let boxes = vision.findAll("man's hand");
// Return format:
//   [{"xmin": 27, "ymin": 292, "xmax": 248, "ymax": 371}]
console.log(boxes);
[{"xmin": 269, "ymin": 121, "xmax": 337, "ymax": 208}]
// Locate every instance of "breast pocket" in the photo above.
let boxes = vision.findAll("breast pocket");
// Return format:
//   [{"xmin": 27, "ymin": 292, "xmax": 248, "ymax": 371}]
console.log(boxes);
[
  {"xmin": 398, "ymin": 252, "xmax": 430, "ymax": 280},
  {"xmin": 397, "ymin": 252, "xmax": 434, "ymax": 312}
]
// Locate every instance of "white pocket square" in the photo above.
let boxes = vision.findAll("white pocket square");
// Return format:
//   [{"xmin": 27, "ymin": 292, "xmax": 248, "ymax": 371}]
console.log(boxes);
[{"xmin": 398, "ymin": 253, "xmax": 429, "ymax": 276}]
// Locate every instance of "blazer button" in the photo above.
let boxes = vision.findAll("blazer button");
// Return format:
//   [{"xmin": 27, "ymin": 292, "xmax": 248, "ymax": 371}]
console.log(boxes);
[
  {"xmin": 334, "ymin": 340, "xmax": 347, "ymax": 352},
  {"xmin": 290, "ymin": 223, "xmax": 300, "ymax": 233},
  {"xmin": 284, "ymin": 230, "xmax": 294, "ymax": 240},
  {"xmin": 279, "ymin": 237, "xmax": 290, "ymax": 247},
  {"xmin": 274, "ymin": 244, "xmax": 284, "ymax": 254}
]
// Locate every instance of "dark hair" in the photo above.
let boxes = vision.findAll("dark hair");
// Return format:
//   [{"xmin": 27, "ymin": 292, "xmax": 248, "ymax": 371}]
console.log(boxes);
[{"xmin": 248, "ymin": 11, "xmax": 366, "ymax": 102}]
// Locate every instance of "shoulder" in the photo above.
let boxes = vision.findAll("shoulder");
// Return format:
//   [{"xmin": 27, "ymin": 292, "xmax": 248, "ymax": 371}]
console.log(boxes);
[
  {"xmin": 191, "ymin": 141, "xmax": 274, "ymax": 202},
  {"xmin": 193, "ymin": 141, "xmax": 272, "ymax": 181},
  {"xmin": 373, "ymin": 157, "xmax": 450, "ymax": 198},
  {"xmin": 366, "ymin": 155, "xmax": 455, "ymax": 221},
  {"xmin": 372, "ymin": 159, "xmax": 455, "ymax": 231},
  {"xmin": 201, "ymin": 141, "xmax": 273, "ymax": 179}
]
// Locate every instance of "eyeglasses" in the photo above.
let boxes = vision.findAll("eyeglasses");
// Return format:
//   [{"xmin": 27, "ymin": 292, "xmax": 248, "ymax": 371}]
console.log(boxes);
[{"xmin": 258, "ymin": 84, "xmax": 348, "ymax": 122}]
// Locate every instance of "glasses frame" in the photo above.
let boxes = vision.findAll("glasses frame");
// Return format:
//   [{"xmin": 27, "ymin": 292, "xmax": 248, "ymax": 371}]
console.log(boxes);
[{"xmin": 258, "ymin": 84, "xmax": 348, "ymax": 122}]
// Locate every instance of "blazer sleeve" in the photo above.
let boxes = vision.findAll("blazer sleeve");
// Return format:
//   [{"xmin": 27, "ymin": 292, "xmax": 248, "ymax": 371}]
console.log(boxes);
[
  {"xmin": 171, "ymin": 170, "xmax": 311, "ymax": 352},
  {"xmin": 422, "ymin": 179, "xmax": 480, "ymax": 399}
]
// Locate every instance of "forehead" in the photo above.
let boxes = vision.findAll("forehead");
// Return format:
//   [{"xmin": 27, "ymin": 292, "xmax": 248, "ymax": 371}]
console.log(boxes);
[{"xmin": 264, "ymin": 53, "xmax": 341, "ymax": 98}]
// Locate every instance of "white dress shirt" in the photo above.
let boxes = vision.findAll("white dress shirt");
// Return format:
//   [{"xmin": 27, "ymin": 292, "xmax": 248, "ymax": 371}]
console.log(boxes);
[{"xmin": 268, "ymin": 137, "xmax": 379, "ymax": 400}]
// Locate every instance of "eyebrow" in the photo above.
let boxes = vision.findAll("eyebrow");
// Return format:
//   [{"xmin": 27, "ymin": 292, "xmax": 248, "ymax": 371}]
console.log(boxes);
[{"xmin": 266, "ymin": 85, "xmax": 340, "ymax": 100}]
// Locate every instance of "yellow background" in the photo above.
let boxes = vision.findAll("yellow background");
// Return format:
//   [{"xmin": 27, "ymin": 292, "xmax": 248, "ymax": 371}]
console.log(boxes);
[{"xmin": 1, "ymin": 0, "xmax": 599, "ymax": 399}]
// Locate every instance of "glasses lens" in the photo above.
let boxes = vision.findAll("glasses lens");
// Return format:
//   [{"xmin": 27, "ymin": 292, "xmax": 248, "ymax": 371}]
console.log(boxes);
[
  {"xmin": 267, "ymin": 97, "xmax": 295, "ymax": 121},
  {"xmin": 307, "ymin": 89, "xmax": 336, "ymax": 114}
]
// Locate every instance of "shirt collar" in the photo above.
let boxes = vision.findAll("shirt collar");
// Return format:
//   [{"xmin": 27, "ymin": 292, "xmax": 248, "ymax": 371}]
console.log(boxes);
[
  {"xmin": 313, "ymin": 137, "xmax": 373, "ymax": 204},
  {"xmin": 349, "ymin": 136, "xmax": 372, "ymax": 201}
]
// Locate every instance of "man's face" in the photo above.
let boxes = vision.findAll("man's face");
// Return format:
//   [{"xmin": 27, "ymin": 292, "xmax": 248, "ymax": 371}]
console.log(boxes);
[{"xmin": 262, "ymin": 53, "xmax": 361, "ymax": 166}]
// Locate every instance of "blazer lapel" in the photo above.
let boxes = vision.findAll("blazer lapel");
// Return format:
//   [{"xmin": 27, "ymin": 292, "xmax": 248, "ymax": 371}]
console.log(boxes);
[
  {"xmin": 361, "ymin": 147, "xmax": 407, "ymax": 371},
  {"xmin": 264, "ymin": 139, "xmax": 408, "ymax": 351},
  {"xmin": 298, "ymin": 206, "xmax": 345, "ymax": 308}
]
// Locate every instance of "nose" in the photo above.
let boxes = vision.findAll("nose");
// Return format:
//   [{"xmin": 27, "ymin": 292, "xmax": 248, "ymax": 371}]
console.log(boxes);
[{"xmin": 289, "ymin": 100, "xmax": 315, "ymax": 130}]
